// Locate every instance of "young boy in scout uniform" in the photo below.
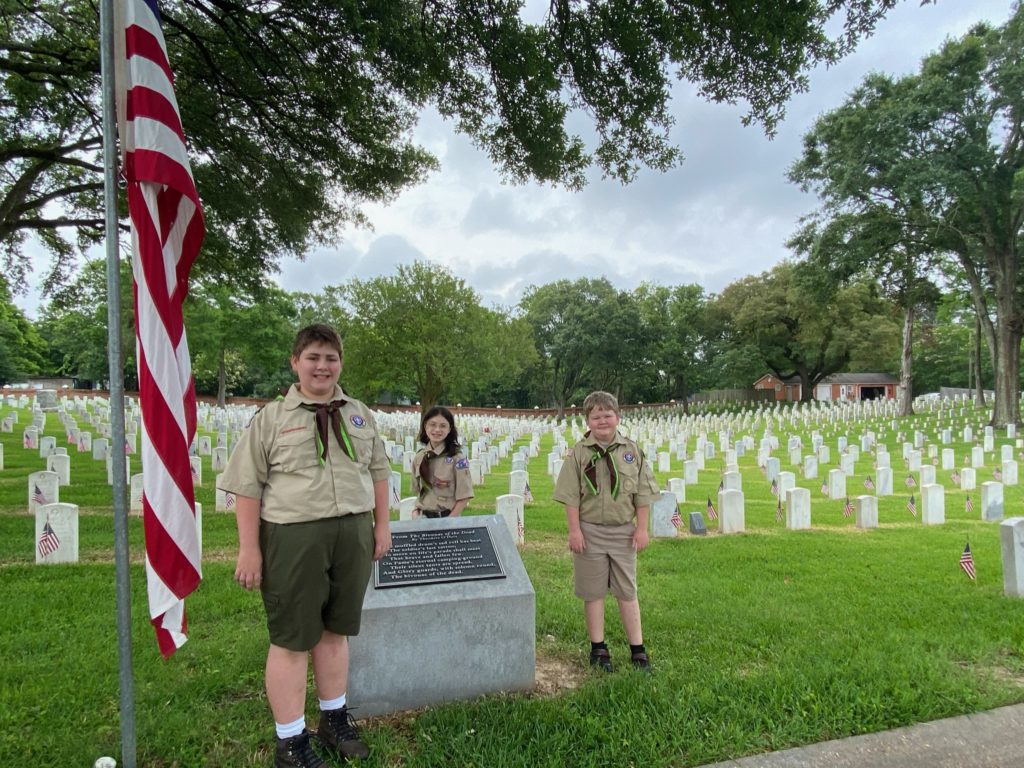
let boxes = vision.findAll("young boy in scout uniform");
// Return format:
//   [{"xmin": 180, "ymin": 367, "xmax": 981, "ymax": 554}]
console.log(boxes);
[
  {"xmin": 553, "ymin": 391, "xmax": 660, "ymax": 671},
  {"xmin": 410, "ymin": 405, "xmax": 474, "ymax": 518},
  {"xmin": 218, "ymin": 324, "xmax": 392, "ymax": 768}
]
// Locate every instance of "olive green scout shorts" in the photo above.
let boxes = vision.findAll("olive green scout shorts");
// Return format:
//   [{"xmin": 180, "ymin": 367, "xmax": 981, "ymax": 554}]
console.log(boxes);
[{"xmin": 259, "ymin": 512, "xmax": 374, "ymax": 651}]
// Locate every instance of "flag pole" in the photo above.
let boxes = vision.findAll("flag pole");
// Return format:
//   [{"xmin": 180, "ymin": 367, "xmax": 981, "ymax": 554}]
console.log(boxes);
[{"xmin": 99, "ymin": 0, "xmax": 138, "ymax": 765}]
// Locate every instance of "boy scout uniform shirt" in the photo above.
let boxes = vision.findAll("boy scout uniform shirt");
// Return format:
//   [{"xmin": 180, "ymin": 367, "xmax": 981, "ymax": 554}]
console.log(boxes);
[
  {"xmin": 553, "ymin": 431, "xmax": 660, "ymax": 526},
  {"xmin": 218, "ymin": 384, "xmax": 391, "ymax": 524},
  {"xmin": 410, "ymin": 448, "xmax": 474, "ymax": 511}
]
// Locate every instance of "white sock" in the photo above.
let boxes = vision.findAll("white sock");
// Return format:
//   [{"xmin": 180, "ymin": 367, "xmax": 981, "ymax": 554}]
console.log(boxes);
[
  {"xmin": 276, "ymin": 716, "xmax": 305, "ymax": 739},
  {"xmin": 319, "ymin": 692, "xmax": 347, "ymax": 712}
]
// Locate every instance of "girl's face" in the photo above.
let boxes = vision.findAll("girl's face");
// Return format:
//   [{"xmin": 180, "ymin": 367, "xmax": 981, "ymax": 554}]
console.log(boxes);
[{"xmin": 424, "ymin": 415, "xmax": 452, "ymax": 445}]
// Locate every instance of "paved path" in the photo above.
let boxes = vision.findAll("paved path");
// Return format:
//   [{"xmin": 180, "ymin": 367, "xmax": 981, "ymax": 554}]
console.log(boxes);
[{"xmin": 695, "ymin": 703, "xmax": 1024, "ymax": 768}]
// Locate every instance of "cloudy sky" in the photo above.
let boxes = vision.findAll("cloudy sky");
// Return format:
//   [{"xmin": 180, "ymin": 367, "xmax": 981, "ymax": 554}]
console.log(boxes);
[
  {"xmin": 270, "ymin": 0, "xmax": 1014, "ymax": 310},
  {"xmin": 13, "ymin": 1, "xmax": 1016, "ymax": 318}
]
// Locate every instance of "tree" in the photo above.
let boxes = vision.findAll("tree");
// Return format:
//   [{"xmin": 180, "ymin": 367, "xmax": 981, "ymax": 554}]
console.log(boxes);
[
  {"xmin": 340, "ymin": 262, "xmax": 527, "ymax": 411},
  {"xmin": 4, "ymin": 0, "xmax": 902, "ymax": 290},
  {"xmin": 712, "ymin": 262, "xmax": 899, "ymax": 400},
  {"xmin": 185, "ymin": 282, "xmax": 298, "ymax": 404},
  {"xmin": 36, "ymin": 259, "xmax": 135, "ymax": 387},
  {"xmin": 520, "ymin": 277, "xmax": 639, "ymax": 414},
  {"xmin": 787, "ymin": 8, "xmax": 1024, "ymax": 425},
  {"xmin": 787, "ymin": 209, "xmax": 942, "ymax": 416},
  {"xmin": 0, "ymin": 276, "xmax": 46, "ymax": 384},
  {"xmin": 633, "ymin": 283, "xmax": 709, "ymax": 404}
]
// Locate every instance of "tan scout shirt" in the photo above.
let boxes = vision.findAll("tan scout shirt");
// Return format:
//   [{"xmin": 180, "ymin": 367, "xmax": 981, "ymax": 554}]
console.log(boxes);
[
  {"xmin": 410, "ymin": 447, "xmax": 474, "ymax": 511},
  {"xmin": 218, "ymin": 384, "xmax": 391, "ymax": 524},
  {"xmin": 553, "ymin": 431, "xmax": 660, "ymax": 526}
]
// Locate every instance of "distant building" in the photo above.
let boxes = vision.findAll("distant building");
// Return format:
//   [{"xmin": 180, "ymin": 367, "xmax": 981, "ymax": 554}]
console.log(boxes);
[{"xmin": 753, "ymin": 373, "xmax": 898, "ymax": 402}]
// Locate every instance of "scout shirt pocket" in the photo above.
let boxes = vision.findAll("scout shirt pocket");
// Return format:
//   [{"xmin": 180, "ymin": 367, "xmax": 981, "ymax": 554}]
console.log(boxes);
[
  {"xmin": 346, "ymin": 426, "xmax": 376, "ymax": 466},
  {"xmin": 617, "ymin": 450, "xmax": 642, "ymax": 495},
  {"xmin": 272, "ymin": 428, "xmax": 319, "ymax": 472}
]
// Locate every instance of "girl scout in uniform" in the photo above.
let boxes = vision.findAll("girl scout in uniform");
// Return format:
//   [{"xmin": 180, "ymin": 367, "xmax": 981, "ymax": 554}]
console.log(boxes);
[{"xmin": 411, "ymin": 405, "xmax": 474, "ymax": 518}]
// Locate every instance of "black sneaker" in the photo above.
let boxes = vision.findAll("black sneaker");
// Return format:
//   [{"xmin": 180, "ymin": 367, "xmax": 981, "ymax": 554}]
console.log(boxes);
[
  {"xmin": 317, "ymin": 705, "xmax": 370, "ymax": 760},
  {"xmin": 589, "ymin": 648, "xmax": 613, "ymax": 672},
  {"xmin": 631, "ymin": 651, "xmax": 652, "ymax": 671},
  {"xmin": 275, "ymin": 730, "xmax": 326, "ymax": 768}
]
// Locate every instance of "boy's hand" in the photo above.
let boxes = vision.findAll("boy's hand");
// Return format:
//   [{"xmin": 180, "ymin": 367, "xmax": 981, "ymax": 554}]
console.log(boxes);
[
  {"xmin": 235, "ymin": 549, "xmax": 263, "ymax": 590},
  {"xmin": 633, "ymin": 527, "xmax": 650, "ymax": 552},
  {"xmin": 373, "ymin": 524, "xmax": 392, "ymax": 561},
  {"xmin": 568, "ymin": 529, "xmax": 586, "ymax": 553}
]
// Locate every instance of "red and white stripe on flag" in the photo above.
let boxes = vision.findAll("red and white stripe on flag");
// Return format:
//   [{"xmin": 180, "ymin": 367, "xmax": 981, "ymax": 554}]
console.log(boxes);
[{"xmin": 116, "ymin": 0, "xmax": 204, "ymax": 658}]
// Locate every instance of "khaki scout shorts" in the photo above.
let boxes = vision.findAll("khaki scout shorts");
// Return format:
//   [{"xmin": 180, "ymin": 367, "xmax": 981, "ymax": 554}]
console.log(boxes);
[
  {"xmin": 573, "ymin": 521, "xmax": 638, "ymax": 601},
  {"xmin": 259, "ymin": 512, "xmax": 374, "ymax": 651}
]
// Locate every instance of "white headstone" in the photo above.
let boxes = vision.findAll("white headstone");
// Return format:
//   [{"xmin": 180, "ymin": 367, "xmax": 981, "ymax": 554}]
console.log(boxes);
[
  {"xmin": 212, "ymin": 447, "xmax": 228, "ymax": 472},
  {"xmin": 1000, "ymin": 517, "xmax": 1024, "ymax": 596},
  {"xmin": 495, "ymin": 494, "xmax": 525, "ymax": 545},
  {"xmin": 399, "ymin": 496, "xmax": 417, "ymax": 521},
  {"xmin": 667, "ymin": 477, "xmax": 686, "ymax": 503},
  {"xmin": 27, "ymin": 470, "xmax": 59, "ymax": 515},
  {"xmin": 657, "ymin": 452, "xmax": 671, "ymax": 473},
  {"xmin": 683, "ymin": 460, "xmax": 699, "ymax": 484},
  {"xmin": 828, "ymin": 468, "xmax": 846, "ymax": 500},
  {"xmin": 920, "ymin": 484, "xmax": 945, "ymax": 525},
  {"xmin": 802, "ymin": 455, "xmax": 818, "ymax": 479},
  {"xmin": 1003, "ymin": 460, "xmax": 1019, "ymax": 487},
  {"xmin": 961, "ymin": 467, "xmax": 976, "ymax": 491},
  {"xmin": 35, "ymin": 502, "xmax": 78, "ymax": 564},
  {"xmin": 718, "ymin": 489, "xmax": 744, "ymax": 534},
  {"xmin": 47, "ymin": 453, "xmax": 71, "ymax": 486},
  {"xmin": 981, "ymin": 481, "xmax": 1004, "ymax": 522},
  {"xmin": 855, "ymin": 495, "xmax": 878, "ymax": 529},
  {"xmin": 785, "ymin": 487, "xmax": 811, "ymax": 530},
  {"xmin": 650, "ymin": 492, "xmax": 680, "ymax": 538},
  {"xmin": 130, "ymin": 473, "xmax": 144, "ymax": 514}
]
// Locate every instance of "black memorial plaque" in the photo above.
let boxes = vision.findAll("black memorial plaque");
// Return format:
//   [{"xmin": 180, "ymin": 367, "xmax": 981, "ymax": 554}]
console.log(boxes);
[{"xmin": 374, "ymin": 526, "xmax": 506, "ymax": 588}]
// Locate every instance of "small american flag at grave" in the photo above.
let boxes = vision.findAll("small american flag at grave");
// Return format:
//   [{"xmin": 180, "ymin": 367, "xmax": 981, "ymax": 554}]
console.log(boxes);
[{"xmin": 37, "ymin": 520, "xmax": 60, "ymax": 559}]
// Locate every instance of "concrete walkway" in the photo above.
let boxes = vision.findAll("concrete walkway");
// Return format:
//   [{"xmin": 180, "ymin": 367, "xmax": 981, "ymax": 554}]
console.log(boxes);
[{"xmin": 695, "ymin": 703, "xmax": 1024, "ymax": 768}]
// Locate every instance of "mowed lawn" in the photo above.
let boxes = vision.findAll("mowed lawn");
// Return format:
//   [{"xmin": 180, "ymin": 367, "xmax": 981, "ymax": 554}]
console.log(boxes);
[{"xmin": 2, "ymin": 400, "xmax": 1024, "ymax": 767}]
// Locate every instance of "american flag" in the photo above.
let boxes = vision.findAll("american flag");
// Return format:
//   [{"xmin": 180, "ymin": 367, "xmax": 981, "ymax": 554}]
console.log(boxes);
[
  {"xmin": 516, "ymin": 511, "xmax": 524, "ymax": 541},
  {"xmin": 960, "ymin": 542, "xmax": 977, "ymax": 580},
  {"xmin": 225, "ymin": 492, "xmax": 236, "ymax": 509},
  {"xmin": 32, "ymin": 483, "xmax": 47, "ymax": 506},
  {"xmin": 994, "ymin": 467, "xmax": 1003, "ymax": 481},
  {"xmin": 843, "ymin": 497, "xmax": 854, "ymax": 518},
  {"xmin": 37, "ymin": 520, "xmax": 61, "ymax": 559},
  {"xmin": 820, "ymin": 479, "xmax": 828, "ymax": 495},
  {"xmin": 706, "ymin": 497, "xmax": 718, "ymax": 521},
  {"xmin": 965, "ymin": 495, "xmax": 974, "ymax": 513},
  {"xmin": 22, "ymin": 431, "xmax": 30, "ymax": 448},
  {"xmin": 951, "ymin": 469, "xmax": 961, "ymax": 484},
  {"xmin": 770, "ymin": 477, "xmax": 779, "ymax": 496},
  {"xmin": 523, "ymin": 481, "xmax": 534, "ymax": 503},
  {"xmin": 775, "ymin": 498, "xmax": 783, "ymax": 523},
  {"xmin": 117, "ymin": 0, "xmax": 205, "ymax": 658},
  {"xmin": 670, "ymin": 508, "xmax": 682, "ymax": 529},
  {"xmin": 864, "ymin": 475, "xmax": 874, "ymax": 490},
  {"xmin": 905, "ymin": 474, "xmax": 916, "ymax": 488},
  {"xmin": 718, "ymin": 478, "xmax": 724, "ymax": 492},
  {"xmin": 907, "ymin": 494, "xmax": 917, "ymax": 517}
]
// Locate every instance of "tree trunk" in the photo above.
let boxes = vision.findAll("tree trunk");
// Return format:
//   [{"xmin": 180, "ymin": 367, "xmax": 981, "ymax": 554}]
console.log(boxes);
[
  {"xmin": 899, "ymin": 304, "xmax": 914, "ymax": 417},
  {"xmin": 991, "ymin": 316, "xmax": 1022, "ymax": 428},
  {"xmin": 217, "ymin": 347, "xmax": 227, "ymax": 408},
  {"xmin": 974, "ymin": 312, "xmax": 985, "ymax": 408}
]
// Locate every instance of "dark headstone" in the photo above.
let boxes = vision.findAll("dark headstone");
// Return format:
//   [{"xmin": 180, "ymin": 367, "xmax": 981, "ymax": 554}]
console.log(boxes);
[{"xmin": 688, "ymin": 512, "xmax": 707, "ymax": 536}]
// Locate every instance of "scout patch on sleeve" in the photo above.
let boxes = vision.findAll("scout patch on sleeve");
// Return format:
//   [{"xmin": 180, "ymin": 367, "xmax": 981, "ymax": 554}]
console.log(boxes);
[
  {"xmin": 456, "ymin": 458, "xmax": 470, "ymax": 470},
  {"xmin": 350, "ymin": 415, "xmax": 366, "ymax": 428}
]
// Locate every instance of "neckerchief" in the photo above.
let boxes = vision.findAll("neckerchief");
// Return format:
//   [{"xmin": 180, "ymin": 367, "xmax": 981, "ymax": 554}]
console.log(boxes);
[
  {"xmin": 299, "ymin": 400, "xmax": 356, "ymax": 466},
  {"xmin": 584, "ymin": 445, "xmax": 620, "ymax": 498},
  {"xmin": 419, "ymin": 450, "xmax": 438, "ymax": 487}
]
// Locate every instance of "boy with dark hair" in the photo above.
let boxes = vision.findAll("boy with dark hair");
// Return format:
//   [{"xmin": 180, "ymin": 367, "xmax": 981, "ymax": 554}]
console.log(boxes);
[
  {"xmin": 219, "ymin": 323, "xmax": 391, "ymax": 767},
  {"xmin": 553, "ymin": 391, "xmax": 660, "ymax": 671}
]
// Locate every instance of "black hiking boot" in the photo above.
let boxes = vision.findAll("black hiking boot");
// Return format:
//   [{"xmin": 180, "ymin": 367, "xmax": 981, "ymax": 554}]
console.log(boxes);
[
  {"xmin": 317, "ymin": 705, "xmax": 370, "ymax": 760},
  {"xmin": 589, "ymin": 647, "xmax": 613, "ymax": 672},
  {"xmin": 275, "ymin": 730, "xmax": 326, "ymax": 768}
]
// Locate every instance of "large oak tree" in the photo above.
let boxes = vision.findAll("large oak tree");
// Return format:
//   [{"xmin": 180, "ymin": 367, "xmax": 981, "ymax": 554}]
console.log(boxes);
[{"xmin": 3, "ymin": 0, "xmax": 899, "ymax": 292}]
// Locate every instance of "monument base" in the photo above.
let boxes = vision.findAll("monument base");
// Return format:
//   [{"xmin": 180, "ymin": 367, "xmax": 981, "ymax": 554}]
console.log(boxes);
[{"xmin": 348, "ymin": 515, "xmax": 535, "ymax": 716}]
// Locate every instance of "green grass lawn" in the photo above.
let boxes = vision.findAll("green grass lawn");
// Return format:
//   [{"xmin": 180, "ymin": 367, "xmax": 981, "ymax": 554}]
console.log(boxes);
[{"xmin": 3, "ymin": 401, "xmax": 1024, "ymax": 767}]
